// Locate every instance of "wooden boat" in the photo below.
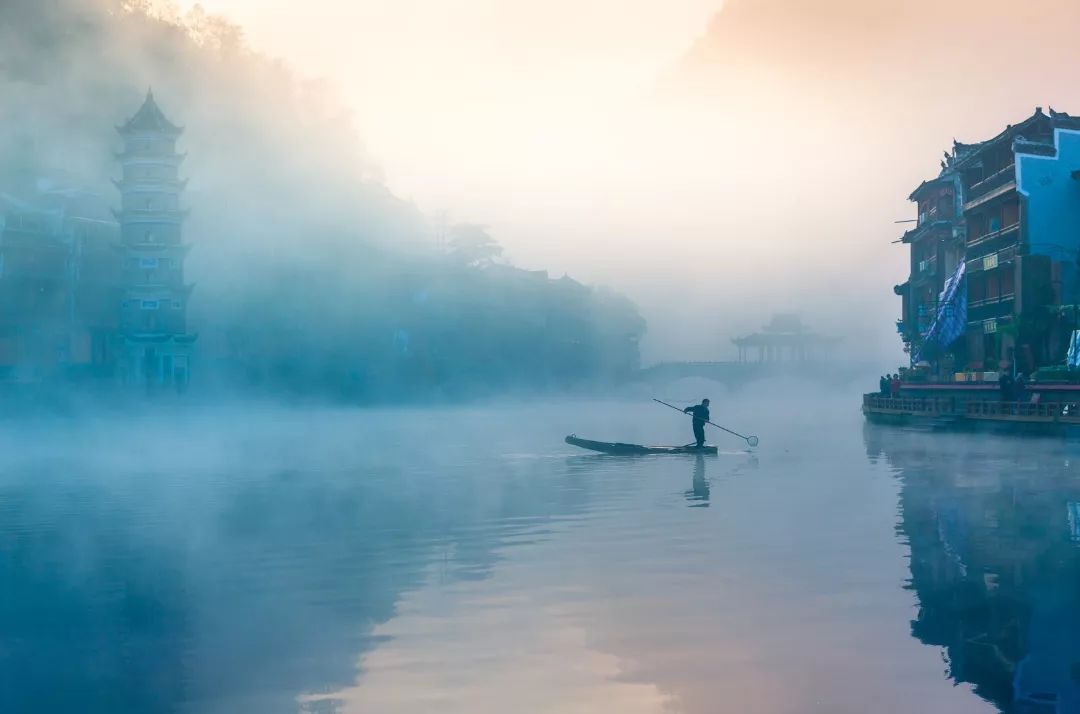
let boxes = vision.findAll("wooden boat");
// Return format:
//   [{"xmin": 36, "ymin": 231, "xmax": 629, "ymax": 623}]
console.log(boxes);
[{"xmin": 565, "ymin": 435, "xmax": 718, "ymax": 455}]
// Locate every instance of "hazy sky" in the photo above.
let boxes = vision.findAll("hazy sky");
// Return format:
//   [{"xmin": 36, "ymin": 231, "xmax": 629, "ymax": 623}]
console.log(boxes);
[
  {"xmin": 177, "ymin": 0, "xmax": 720, "ymax": 205},
  {"xmin": 174, "ymin": 0, "xmax": 745, "ymax": 360},
  {"xmin": 171, "ymin": 0, "xmax": 1080, "ymax": 363}
]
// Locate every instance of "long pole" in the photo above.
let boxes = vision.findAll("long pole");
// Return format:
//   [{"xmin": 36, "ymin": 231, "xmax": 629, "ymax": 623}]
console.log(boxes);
[{"xmin": 653, "ymin": 399, "xmax": 759, "ymax": 447}]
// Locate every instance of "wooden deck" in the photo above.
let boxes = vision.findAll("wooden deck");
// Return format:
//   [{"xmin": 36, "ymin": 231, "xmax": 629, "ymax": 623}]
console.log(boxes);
[{"xmin": 863, "ymin": 393, "xmax": 1080, "ymax": 432}]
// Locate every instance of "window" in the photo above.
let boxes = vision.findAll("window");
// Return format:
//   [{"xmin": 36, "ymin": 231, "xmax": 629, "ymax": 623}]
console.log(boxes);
[
  {"xmin": 140, "ymin": 300, "xmax": 160, "ymax": 311},
  {"xmin": 139, "ymin": 257, "xmax": 160, "ymax": 269},
  {"xmin": 970, "ymin": 274, "xmax": 986, "ymax": 301},
  {"xmin": 1003, "ymin": 201, "xmax": 1020, "ymax": 227}
]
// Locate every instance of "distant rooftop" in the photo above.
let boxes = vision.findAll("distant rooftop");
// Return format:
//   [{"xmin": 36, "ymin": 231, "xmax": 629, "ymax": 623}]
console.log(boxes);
[
  {"xmin": 761, "ymin": 313, "xmax": 807, "ymax": 334},
  {"xmin": 118, "ymin": 89, "xmax": 182, "ymax": 136}
]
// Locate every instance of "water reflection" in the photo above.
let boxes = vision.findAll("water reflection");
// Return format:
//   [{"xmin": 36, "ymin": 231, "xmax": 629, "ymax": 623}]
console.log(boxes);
[
  {"xmin": 0, "ymin": 400, "xmax": 1036, "ymax": 714},
  {"xmin": 685, "ymin": 454, "xmax": 710, "ymax": 506},
  {"xmin": 0, "ymin": 410, "xmax": 598, "ymax": 714},
  {"xmin": 864, "ymin": 425, "xmax": 1080, "ymax": 713}
]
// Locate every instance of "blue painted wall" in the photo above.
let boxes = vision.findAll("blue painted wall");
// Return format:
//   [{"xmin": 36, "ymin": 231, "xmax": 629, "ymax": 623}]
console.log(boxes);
[{"xmin": 1017, "ymin": 130, "xmax": 1080, "ymax": 303}]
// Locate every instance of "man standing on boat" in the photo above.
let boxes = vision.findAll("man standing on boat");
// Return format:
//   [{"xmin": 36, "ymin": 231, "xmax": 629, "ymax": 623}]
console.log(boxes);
[{"xmin": 684, "ymin": 399, "xmax": 711, "ymax": 448}]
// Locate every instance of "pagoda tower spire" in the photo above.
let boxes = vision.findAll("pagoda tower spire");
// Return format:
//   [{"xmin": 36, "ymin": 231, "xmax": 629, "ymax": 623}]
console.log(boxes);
[{"xmin": 114, "ymin": 89, "xmax": 196, "ymax": 392}]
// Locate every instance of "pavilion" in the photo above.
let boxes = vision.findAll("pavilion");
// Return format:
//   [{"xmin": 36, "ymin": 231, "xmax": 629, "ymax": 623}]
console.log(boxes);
[{"xmin": 732, "ymin": 314, "xmax": 838, "ymax": 363}]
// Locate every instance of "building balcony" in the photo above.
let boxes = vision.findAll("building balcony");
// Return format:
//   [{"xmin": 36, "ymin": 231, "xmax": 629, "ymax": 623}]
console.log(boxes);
[
  {"xmin": 964, "ymin": 164, "xmax": 1016, "ymax": 210},
  {"xmin": 112, "ymin": 177, "xmax": 188, "ymax": 193},
  {"xmin": 112, "ymin": 208, "xmax": 189, "ymax": 224},
  {"xmin": 965, "ymin": 244, "xmax": 1018, "ymax": 274},
  {"xmin": 910, "ymin": 255, "xmax": 938, "ymax": 285},
  {"xmin": 966, "ymin": 222, "xmax": 1020, "ymax": 254},
  {"xmin": 967, "ymin": 293, "xmax": 1015, "ymax": 323},
  {"xmin": 116, "ymin": 150, "xmax": 185, "ymax": 166},
  {"xmin": 901, "ymin": 219, "xmax": 953, "ymax": 244}
]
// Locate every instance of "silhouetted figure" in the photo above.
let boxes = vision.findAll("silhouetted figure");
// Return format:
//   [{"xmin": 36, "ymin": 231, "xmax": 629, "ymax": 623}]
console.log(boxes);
[
  {"xmin": 890, "ymin": 374, "xmax": 901, "ymax": 398},
  {"xmin": 999, "ymin": 372, "xmax": 1014, "ymax": 401},
  {"xmin": 684, "ymin": 399, "xmax": 711, "ymax": 448},
  {"xmin": 879, "ymin": 375, "xmax": 889, "ymax": 395},
  {"xmin": 1014, "ymin": 373, "xmax": 1027, "ymax": 403}
]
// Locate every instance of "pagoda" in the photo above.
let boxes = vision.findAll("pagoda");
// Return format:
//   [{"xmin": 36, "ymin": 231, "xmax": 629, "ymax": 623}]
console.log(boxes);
[{"xmin": 113, "ymin": 90, "xmax": 196, "ymax": 391}]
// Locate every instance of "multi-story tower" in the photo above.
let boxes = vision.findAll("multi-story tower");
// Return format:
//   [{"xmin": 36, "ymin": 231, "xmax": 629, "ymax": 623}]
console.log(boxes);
[
  {"xmin": 114, "ymin": 90, "xmax": 196, "ymax": 391},
  {"xmin": 897, "ymin": 157, "xmax": 967, "ymax": 365}
]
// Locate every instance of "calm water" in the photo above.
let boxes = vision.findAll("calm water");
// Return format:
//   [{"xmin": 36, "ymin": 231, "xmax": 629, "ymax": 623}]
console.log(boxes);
[{"xmin": 2, "ymin": 388, "xmax": 1079, "ymax": 713}]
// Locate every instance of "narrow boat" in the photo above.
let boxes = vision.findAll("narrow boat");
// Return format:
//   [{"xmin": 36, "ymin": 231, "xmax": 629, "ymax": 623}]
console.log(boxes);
[{"xmin": 565, "ymin": 435, "xmax": 718, "ymax": 455}]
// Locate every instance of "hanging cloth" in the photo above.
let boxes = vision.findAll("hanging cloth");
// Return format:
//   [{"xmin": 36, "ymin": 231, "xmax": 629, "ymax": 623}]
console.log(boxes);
[{"xmin": 914, "ymin": 260, "xmax": 967, "ymax": 364}]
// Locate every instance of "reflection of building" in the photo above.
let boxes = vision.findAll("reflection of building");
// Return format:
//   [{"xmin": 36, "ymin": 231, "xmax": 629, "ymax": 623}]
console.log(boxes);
[
  {"xmin": 731, "ymin": 314, "xmax": 836, "ymax": 363},
  {"xmin": 114, "ymin": 91, "xmax": 196, "ymax": 390},
  {"xmin": 865, "ymin": 425, "xmax": 1080, "ymax": 713}
]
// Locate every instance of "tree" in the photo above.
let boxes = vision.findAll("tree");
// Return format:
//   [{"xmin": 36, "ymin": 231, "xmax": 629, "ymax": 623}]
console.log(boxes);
[{"xmin": 447, "ymin": 223, "xmax": 502, "ymax": 267}]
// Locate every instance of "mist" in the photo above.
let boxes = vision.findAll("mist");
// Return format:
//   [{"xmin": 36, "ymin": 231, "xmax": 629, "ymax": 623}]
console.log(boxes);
[
  {"xmin": 0, "ymin": 0, "xmax": 645, "ymax": 401},
  {"xmin": 157, "ymin": 0, "xmax": 1080, "ymax": 365},
  {"xmin": 6, "ymin": 3, "xmax": 1080, "ymax": 714}
]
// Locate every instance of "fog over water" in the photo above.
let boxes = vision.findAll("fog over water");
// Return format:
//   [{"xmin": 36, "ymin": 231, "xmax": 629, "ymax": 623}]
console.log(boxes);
[
  {"xmin": 5, "ymin": 2, "xmax": 1080, "ymax": 713},
  {"xmin": 4, "ymin": 382, "xmax": 1078, "ymax": 713}
]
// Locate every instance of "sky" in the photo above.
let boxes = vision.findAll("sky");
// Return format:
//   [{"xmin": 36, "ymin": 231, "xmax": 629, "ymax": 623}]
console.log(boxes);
[
  {"xmin": 172, "ymin": 0, "xmax": 758, "ymax": 362},
  {"xmin": 171, "ymin": 0, "xmax": 1080, "ymax": 364},
  {"xmin": 175, "ymin": 0, "xmax": 719, "ymax": 209}
]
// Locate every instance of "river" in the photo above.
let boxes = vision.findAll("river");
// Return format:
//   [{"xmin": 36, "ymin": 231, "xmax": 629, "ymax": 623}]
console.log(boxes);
[{"xmin": 1, "ymin": 383, "xmax": 1077, "ymax": 713}]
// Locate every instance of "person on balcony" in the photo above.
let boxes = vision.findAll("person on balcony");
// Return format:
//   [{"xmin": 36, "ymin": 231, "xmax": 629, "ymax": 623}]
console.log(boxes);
[
  {"xmin": 999, "ymin": 372, "xmax": 1014, "ymax": 401},
  {"xmin": 1014, "ymin": 373, "xmax": 1027, "ymax": 403}
]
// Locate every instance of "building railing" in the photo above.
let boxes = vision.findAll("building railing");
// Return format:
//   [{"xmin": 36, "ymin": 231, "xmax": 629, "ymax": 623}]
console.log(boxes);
[
  {"xmin": 966, "ymin": 400, "xmax": 1080, "ymax": 420},
  {"xmin": 968, "ymin": 293, "xmax": 1015, "ymax": 309},
  {"xmin": 965, "ymin": 244, "xmax": 1018, "ymax": 273},
  {"xmin": 864, "ymin": 394, "xmax": 1080, "ymax": 421},
  {"xmin": 915, "ymin": 255, "xmax": 937, "ymax": 276},
  {"xmin": 966, "ymin": 222, "xmax": 1020, "ymax": 252},
  {"xmin": 966, "ymin": 163, "xmax": 1016, "ymax": 203},
  {"xmin": 902, "ymin": 220, "xmax": 952, "ymax": 245},
  {"xmin": 863, "ymin": 394, "xmax": 958, "ymax": 414}
]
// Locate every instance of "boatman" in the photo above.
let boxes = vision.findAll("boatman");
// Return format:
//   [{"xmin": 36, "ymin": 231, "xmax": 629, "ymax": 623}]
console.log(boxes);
[{"xmin": 683, "ymin": 399, "xmax": 711, "ymax": 448}]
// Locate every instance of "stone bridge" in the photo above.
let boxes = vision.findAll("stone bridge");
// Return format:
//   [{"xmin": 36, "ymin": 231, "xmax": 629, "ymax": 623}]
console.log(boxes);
[{"xmin": 636, "ymin": 361, "xmax": 872, "ymax": 390}]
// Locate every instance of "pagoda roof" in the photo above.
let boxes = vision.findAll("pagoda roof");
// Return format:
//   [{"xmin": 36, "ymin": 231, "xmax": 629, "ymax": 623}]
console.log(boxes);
[
  {"xmin": 118, "ymin": 89, "xmax": 182, "ymax": 136},
  {"xmin": 949, "ymin": 107, "xmax": 1080, "ymax": 171},
  {"xmin": 908, "ymin": 175, "xmax": 953, "ymax": 202}
]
